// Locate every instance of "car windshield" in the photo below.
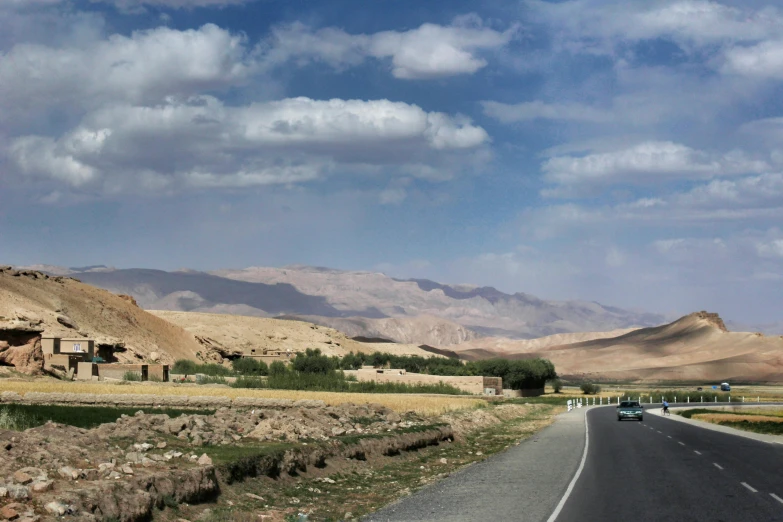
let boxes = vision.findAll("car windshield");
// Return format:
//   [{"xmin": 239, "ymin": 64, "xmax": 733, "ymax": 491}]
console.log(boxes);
[{"xmin": 620, "ymin": 401, "xmax": 640, "ymax": 407}]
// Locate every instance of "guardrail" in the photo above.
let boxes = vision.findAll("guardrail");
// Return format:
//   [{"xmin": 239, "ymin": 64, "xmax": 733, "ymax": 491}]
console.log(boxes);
[{"xmin": 567, "ymin": 395, "xmax": 767, "ymax": 411}]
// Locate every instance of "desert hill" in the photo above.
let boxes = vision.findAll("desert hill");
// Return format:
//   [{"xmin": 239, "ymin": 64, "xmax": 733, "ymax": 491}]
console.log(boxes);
[
  {"xmin": 0, "ymin": 266, "xmax": 203, "ymax": 367},
  {"xmin": 279, "ymin": 314, "xmax": 477, "ymax": 347},
  {"xmin": 451, "ymin": 312, "xmax": 783, "ymax": 383},
  {"xmin": 33, "ymin": 264, "xmax": 666, "ymax": 343},
  {"xmin": 150, "ymin": 310, "xmax": 445, "ymax": 359}
]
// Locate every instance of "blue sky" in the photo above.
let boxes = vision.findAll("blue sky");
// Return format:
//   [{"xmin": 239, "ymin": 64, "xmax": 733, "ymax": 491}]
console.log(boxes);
[{"xmin": 1, "ymin": 0, "xmax": 783, "ymax": 325}]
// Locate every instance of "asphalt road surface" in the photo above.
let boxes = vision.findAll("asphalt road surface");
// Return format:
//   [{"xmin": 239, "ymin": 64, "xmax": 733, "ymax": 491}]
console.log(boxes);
[
  {"xmin": 365, "ymin": 405, "xmax": 783, "ymax": 522},
  {"xmin": 364, "ymin": 409, "xmax": 587, "ymax": 522},
  {"xmin": 556, "ymin": 406, "xmax": 783, "ymax": 522}
]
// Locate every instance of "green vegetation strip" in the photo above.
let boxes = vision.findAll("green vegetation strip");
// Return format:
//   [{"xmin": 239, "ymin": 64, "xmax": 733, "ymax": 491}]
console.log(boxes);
[
  {"xmin": 677, "ymin": 408, "xmax": 783, "ymax": 436},
  {"xmin": 172, "ymin": 348, "xmax": 557, "ymax": 395},
  {"xmin": 0, "ymin": 404, "xmax": 214, "ymax": 431}
]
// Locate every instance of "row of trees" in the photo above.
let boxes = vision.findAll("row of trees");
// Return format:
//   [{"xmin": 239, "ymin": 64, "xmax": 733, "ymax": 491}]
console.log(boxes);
[
  {"xmin": 290, "ymin": 349, "xmax": 557, "ymax": 391},
  {"xmin": 174, "ymin": 349, "xmax": 558, "ymax": 391}
]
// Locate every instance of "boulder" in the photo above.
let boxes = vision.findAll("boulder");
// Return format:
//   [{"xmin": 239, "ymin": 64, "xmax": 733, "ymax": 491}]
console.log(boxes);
[{"xmin": 56, "ymin": 315, "xmax": 78, "ymax": 329}]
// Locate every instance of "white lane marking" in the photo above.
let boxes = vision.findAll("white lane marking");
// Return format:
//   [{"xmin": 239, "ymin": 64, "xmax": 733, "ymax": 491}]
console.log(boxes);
[
  {"xmin": 771, "ymin": 493, "xmax": 783, "ymax": 504},
  {"xmin": 667, "ymin": 435, "xmax": 672, "ymax": 439},
  {"xmin": 657, "ymin": 430, "xmax": 662, "ymax": 433},
  {"xmin": 741, "ymin": 482, "xmax": 758, "ymax": 493},
  {"xmin": 694, "ymin": 451, "xmax": 702, "ymax": 455},
  {"xmin": 714, "ymin": 463, "xmax": 724, "ymax": 470},
  {"xmin": 546, "ymin": 409, "xmax": 590, "ymax": 522},
  {"xmin": 678, "ymin": 442, "xmax": 686, "ymax": 446}
]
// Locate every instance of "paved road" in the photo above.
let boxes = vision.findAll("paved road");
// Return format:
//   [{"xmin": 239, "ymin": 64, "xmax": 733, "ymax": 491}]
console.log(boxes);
[
  {"xmin": 364, "ymin": 408, "xmax": 588, "ymax": 522},
  {"xmin": 556, "ymin": 406, "xmax": 783, "ymax": 522}
]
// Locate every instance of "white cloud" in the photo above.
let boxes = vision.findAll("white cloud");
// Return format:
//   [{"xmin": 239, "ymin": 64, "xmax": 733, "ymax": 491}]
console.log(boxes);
[
  {"xmin": 0, "ymin": 24, "xmax": 253, "ymax": 124},
  {"xmin": 261, "ymin": 18, "xmax": 517, "ymax": 79},
  {"xmin": 723, "ymin": 40, "xmax": 783, "ymax": 78},
  {"xmin": 756, "ymin": 239, "xmax": 783, "ymax": 258},
  {"xmin": 542, "ymin": 141, "xmax": 768, "ymax": 195},
  {"xmin": 379, "ymin": 188, "xmax": 407, "ymax": 205},
  {"xmin": 529, "ymin": 0, "xmax": 783, "ymax": 53},
  {"xmin": 482, "ymin": 100, "xmax": 611, "ymax": 123},
  {"xmin": 7, "ymin": 96, "xmax": 489, "ymax": 191}
]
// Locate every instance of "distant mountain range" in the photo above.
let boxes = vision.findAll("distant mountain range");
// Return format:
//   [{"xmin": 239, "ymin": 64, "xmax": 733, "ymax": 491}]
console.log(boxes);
[{"xmin": 21, "ymin": 264, "xmax": 672, "ymax": 345}]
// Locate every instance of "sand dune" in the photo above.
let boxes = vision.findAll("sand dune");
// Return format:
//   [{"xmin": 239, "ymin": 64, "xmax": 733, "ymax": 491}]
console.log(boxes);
[{"xmin": 450, "ymin": 312, "xmax": 783, "ymax": 383}]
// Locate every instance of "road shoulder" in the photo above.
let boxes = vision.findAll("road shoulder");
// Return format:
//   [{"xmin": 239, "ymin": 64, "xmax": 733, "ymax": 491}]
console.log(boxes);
[
  {"xmin": 649, "ymin": 406, "xmax": 783, "ymax": 445},
  {"xmin": 364, "ymin": 405, "xmax": 592, "ymax": 522}
]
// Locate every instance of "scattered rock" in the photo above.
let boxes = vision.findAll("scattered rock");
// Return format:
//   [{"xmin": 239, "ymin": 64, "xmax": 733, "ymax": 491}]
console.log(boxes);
[
  {"xmin": 56, "ymin": 314, "xmax": 78, "ymax": 330},
  {"xmin": 31, "ymin": 480, "xmax": 53, "ymax": 493},
  {"xmin": 58, "ymin": 466, "xmax": 79, "ymax": 480},
  {"xmin": 0, "ymin": 504, "xmax": 19, "ymax": 520},
  {"xmin": 244, "ymin": 493, "xmax": 264, "ymax": 501},
  {"xmin": 13, "ymin": 470, "xmax": 34, "ymax": 485},
  {"xmin": 440, "ymin": 458, "xmax": 447, "ymax": 464},
  {"xmin": 45, "ymin": 501, "xmax": 69, "ymax": 516},
  {"xmin": 197, "ymin": 453, "xmax": 212, "ymax": 466},
  {"xmin": 6, "ymin": 485, "xmax": 30, "ymax": 500}
]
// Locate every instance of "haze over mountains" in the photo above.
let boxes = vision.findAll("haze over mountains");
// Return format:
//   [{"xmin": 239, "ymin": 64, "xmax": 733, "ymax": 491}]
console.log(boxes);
[{"xmin": 26, "ymin": 264, "xmax": 669, "ymax": 345}]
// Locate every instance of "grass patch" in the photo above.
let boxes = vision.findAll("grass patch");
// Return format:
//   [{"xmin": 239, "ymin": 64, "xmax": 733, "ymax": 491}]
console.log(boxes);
[
  {"xmin": 677, "ymin": 407, "xmax": 783, "ymax": 436},
  {"xmin": 0, "ymin": 381, "xmax": 483, "ymax": 416},
  {"xmin": 122, "ymin": 371, "xmax": 142, "ymax": 382},
  {"xmin": 0, "ymin": 404, "xmax": 214, "ymax": 430},
  {"xmin": 718, "ymin": 420, "xmax": 783, "ymax": 435}
]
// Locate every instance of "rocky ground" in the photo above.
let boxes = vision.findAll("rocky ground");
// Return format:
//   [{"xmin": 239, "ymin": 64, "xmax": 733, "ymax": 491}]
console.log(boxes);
[
  {"xmin": 0, "ymin": 400, "xmax": 444, "ymax": 521},
  {"xmin": 0, "ymin": 399, "xmax": 557, "ymax": 522}
]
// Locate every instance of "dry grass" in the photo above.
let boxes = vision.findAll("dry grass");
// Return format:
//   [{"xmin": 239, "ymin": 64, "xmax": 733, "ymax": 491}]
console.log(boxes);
[
  {"xmin": 694, "ymin": 413, "xmax": 783, "ymax": 423},
  {"xmin": 0, "ymin": 381, "xmax": 483, "ymax": 417}
]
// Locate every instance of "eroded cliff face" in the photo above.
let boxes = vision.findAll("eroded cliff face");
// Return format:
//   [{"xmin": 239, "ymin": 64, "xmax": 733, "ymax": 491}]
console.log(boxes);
[{"xmin": 0, "ymin": 321, "xmax": 44, "ymax": 375}]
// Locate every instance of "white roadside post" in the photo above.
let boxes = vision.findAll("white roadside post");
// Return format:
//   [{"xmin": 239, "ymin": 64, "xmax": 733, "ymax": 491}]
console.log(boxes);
[
  {"xmin": 701, "ymin": 396, "xmax": 703, "ymax": 403},
  {"xmin": 675, "ymin": 396, "xmax": 677, "ymax": 404},
  {"xmin": 687, "ymin": 397, "xmax": 690, "ymax": 403},
  {"xmin": 715, "ymin": 396, "xmax": 717, "ymax": 403},
  {"xmin": 729, "ymin": 396, "xmax": 731, "ymax": 403}
]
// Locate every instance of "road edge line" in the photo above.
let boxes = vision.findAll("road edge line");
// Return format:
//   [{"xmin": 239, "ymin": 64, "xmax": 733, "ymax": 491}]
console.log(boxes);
[{"xmin": 546, "ymin": 408, "xmax": 589, "ymax": 522}]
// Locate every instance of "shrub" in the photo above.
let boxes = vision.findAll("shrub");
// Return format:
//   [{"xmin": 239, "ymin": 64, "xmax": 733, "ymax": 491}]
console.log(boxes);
[
  {"xmin": 550, "ymin": 378, "xmax": 563, "ymax": 393},
  {"xmin": 122, "ymin": 371, "xmax": 142, "ymax": 382},
  {"xmin": 171, "ymin": 359, "xmax": 232, "ymax": 377},
  {"xmin": 291, "ymin": 348, "xmax": 337, "ymax": 374},
  {"xmin": 172, "ymin": 360, "xmax": 198, "ymax": 375},
  {"xmin": 580, "ymin": 382, "xmax": 601, "ymax": 395},
  {"xmin": 231, "ymin": 376, "xmax": 267, "ymax": 389},
  {"xmin": 232, "ymin": 358, "xmax": 268, "ymax": 376},
  {"xmin": 269, "ymin": 361, "xmax": 288, "ymax": 376},
  {"xmin": 196, "ymin": 375, "xmax": 227, "ymax": 385}
]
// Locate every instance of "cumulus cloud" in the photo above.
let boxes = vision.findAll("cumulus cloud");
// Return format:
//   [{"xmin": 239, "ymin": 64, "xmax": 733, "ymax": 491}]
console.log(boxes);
[
  {"xmin": 261, "ymin": 18, "xmax": 517, "ymax": 79},
  {"xmin": 541, "ymin": 141, "xmax": 769, "ymax": 195},
  {"xmin": 0, "ymin": 24, "xmax": 253, "ymax": 123},
  {"xmin": 7, "ymin": 96, "xmax": 489, "ymax": 191},
  {"xmin": 482, "ymin": 100, "xmax": 612, "ymax": 123},
  {"xmin": 723, "ymin": 40, "xmax": 783, "ymax": 78},
  {"xmin": 529, "ymin": 0, "xmax": 783, "ymax": 53}
]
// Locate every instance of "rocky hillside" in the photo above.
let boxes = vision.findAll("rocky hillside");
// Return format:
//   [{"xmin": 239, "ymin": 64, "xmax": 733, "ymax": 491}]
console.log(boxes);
[
  {"xmin": 0, "ymin": 266, "xmax": 203, "ymax": 370},
  {"xmin": 32, "ymin": 264, "xmax": 667, "ymax": 344},
  {"xmin": 149, "ymin": 310, "xmax": 442, "ymax": 359},
  {"xmin": 281, "ymin": 314, "xmax": 478, "ymax": 346},
  {"xmin": 451, "ymin": 312, "xmax": 783, "ymax": 383}
]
